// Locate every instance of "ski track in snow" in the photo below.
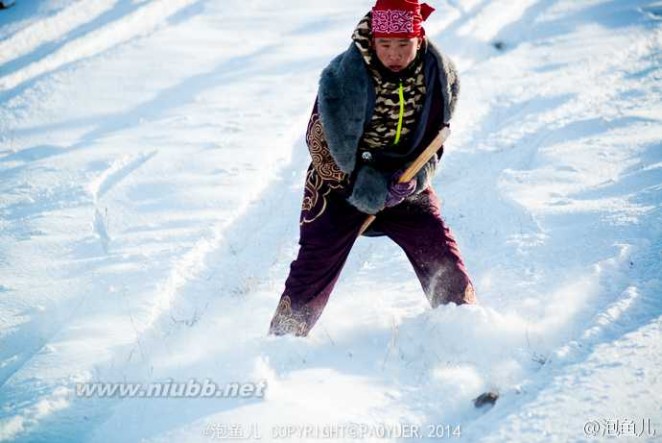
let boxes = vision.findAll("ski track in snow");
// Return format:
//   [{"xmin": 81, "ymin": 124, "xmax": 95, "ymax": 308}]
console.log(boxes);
[
  {"xmin": 90, "ymin": 150, "xmax": 157, "ymax": 251},
  {"xmin": 0, "ymin": 0, "xmax": 198, "ymax": 95},
  {"xmin": 0, "ymin": 1, "xmax": 117, "ymax": 69},
  {"xmin": 0, "ymin": 0, "xmax": 661, "ymax": 442}
]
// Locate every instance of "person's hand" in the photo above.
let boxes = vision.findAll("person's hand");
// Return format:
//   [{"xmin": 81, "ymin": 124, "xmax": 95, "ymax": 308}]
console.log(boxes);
[{"xmin": 385, "ymin": 170, "xmax": 417, "ymax": 207}]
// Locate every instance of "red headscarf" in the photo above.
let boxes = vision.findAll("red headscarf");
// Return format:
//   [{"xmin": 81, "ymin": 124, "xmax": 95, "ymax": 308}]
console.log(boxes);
[{"xmin": 371, "ymin": 0, "xmax": 435, "ymax": 38}]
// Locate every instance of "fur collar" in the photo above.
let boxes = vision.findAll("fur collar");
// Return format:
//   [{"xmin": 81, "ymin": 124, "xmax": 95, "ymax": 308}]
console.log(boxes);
[{"xmin": 316, "ymin": 40, "xmax": 459, "ymax": 214}]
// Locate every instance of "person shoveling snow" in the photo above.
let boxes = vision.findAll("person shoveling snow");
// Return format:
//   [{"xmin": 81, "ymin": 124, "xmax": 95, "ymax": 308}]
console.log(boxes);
[{"xmin": 269, "ymin": 0, "xmax": 476, "ymax": 338}]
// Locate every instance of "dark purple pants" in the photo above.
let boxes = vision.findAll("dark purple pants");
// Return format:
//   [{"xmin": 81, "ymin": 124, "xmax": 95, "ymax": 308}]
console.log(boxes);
[{"xmin": 269, "ymin": 168, "xmax": 476, "ymax": 336}]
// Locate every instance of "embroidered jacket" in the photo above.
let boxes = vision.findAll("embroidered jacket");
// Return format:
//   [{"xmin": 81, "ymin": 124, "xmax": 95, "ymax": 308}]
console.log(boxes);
[{"xmin": 306, "ymin": 14, "xmax": 460, "ymax": 215}]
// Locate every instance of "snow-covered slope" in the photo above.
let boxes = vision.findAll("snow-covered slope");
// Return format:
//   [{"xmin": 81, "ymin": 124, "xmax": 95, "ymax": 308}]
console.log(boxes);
[{"xmin": 1, "ymin": 1, "xmax": 660, "ymax": 442}]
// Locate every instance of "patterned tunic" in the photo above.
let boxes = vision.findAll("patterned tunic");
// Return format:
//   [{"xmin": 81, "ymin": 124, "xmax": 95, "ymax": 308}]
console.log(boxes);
[
  {"xmin": 303, "ymin": 13, "xmax": 428, "ymax": 224},
  {"xmin": 352, "ymin": 12, "xmax": 426, "ymax": 153}
]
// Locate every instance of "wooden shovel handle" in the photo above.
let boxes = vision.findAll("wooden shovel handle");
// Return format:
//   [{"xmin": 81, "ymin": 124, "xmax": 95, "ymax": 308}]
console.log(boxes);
[{"xmin": 358, "ymin": 126, "xmax": 451, "ymax": 236}]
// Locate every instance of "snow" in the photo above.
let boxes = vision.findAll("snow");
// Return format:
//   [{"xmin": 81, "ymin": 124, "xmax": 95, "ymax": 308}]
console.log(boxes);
[{"xmin": 0, "ymin": 0, "xmax": 660, "ymax": 442}]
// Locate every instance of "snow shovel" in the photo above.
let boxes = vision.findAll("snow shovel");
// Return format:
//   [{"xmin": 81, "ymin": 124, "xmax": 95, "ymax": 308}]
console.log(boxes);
[{"xmin": 358, "ymin": 126, "xmax": 451, "ymax": 236}]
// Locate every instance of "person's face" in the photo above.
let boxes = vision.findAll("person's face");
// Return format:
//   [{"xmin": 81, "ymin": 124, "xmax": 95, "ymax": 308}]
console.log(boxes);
[{"xmin": 373, "ymin": 37, "xmax": 421, "ymax": 73}]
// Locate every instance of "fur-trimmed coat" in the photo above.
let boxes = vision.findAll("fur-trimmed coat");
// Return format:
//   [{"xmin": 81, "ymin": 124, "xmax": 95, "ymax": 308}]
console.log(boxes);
[{"xmin": 307, "ymin": 39, "xmax": 460, "ymax": 215}]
